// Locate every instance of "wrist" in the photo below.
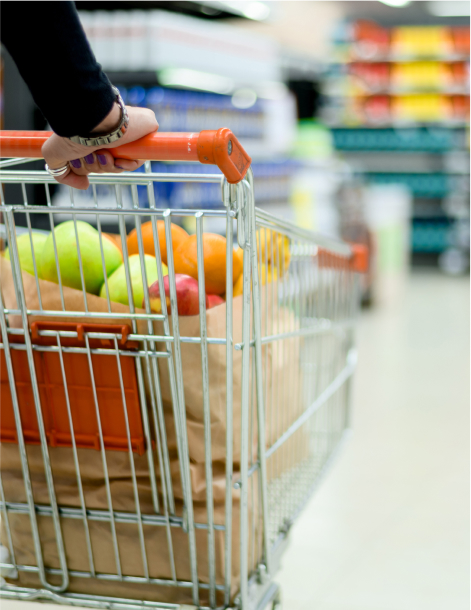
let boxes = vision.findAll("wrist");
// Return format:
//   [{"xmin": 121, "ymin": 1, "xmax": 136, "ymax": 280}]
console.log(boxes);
[
  {"xmin": 67, "ymin": 87, "xmax": 129, "ymax": 147},
  {"xmin": 91, "ymin": 102, "xmax": 122, "ymax": 134}
]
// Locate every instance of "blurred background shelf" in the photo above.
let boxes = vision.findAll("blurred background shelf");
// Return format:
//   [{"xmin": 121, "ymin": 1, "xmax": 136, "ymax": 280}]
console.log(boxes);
[
  {"xmin": 325, "ymin": 15, "xmax": 469, "ymax": 284},
  {"xmin": 331, "ymin": 55, "xmax": 470, "ymax": 63},
  {"xmin": 331, "ymin": 126, "xmax": 468, "ymax": 150},
  {"xmin": 339, "ymin": 150, "xmax": 470, "ymax": 171},
  {"xmin": 363, "ymin": 172, "xmax": 468, "ymax": 195}
]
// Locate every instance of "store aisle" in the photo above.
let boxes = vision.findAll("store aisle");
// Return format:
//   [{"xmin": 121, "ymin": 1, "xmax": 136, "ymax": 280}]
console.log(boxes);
[{"xmin": 277, "ymin": 272, "xmax": 470, "ymax": 610}]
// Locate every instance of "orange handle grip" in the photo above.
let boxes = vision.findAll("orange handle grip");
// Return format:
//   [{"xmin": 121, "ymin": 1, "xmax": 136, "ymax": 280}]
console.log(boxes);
[
  {"xmin": 30, "ymin": 321, "xmax": 136, "ymax": 348},
  {"xmin": 0, "ymin": 128, "xmax": 252, "ymax": 184}
]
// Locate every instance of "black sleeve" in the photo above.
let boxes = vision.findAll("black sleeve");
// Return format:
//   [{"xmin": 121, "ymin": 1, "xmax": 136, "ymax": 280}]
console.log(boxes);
[{"xmin": 0, "ymin": 1, "xmax": 116, "ymax": 137}]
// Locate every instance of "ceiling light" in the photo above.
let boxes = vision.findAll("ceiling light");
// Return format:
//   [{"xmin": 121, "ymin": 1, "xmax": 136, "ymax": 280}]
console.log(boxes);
[
  {"xmin": 378, "ymin": 0, "xmax": 411, "ymax": 6},
  {"xmin": 231, "ymin": 89, "xmax": 258, "ymax": 109},
  {"xmin": 427, "ymin": 1, "xmax": 470, "ymax": 16},
  {"xmin": 158, "ymin": 68, "xmax": 234, "ymax": 95},
  {"xmin": 240, "ymin": 1, "xmax": 271, "ymax": 20},
  {"xmin": 199, "ymin": 1, "xmax": 271, "ymax": 21}
]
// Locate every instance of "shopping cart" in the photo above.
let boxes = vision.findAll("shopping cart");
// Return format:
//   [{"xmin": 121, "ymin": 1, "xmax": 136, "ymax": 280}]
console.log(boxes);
[{"xmin": 0, "ymin": 129, "xmax": 367, "ymax": 610}]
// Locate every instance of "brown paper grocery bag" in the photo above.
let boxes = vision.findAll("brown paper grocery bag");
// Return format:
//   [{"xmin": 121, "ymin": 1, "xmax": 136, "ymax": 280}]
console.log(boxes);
[
  {"xmin": 1, "ymin": 251, "xmax": 306, "ymax": 493},
  {"xmin": 2, "ymin": 498, "xmax": 258, "ymax": 607},
  {"xmin": 1, "ymin": 440, "xmax": 261, "ymax": 605},
  {"xmin": 0, "ymin": 255, "xmax": 302, "ymax": 468},
  {"xmin": 4, "ymin": 511, "xmax": 227, "ymax": 606}
]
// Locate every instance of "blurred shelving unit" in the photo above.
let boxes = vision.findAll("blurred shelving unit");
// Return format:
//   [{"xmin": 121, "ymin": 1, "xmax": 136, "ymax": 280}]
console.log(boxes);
[{"xmin": 322, "ymin": 20, "xmax": 470, "ymax": 274}]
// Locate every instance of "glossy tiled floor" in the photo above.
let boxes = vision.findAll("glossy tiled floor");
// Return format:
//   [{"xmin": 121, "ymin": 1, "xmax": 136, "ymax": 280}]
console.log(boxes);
[
  {"xmin": 2, "ymin": 272, "xmax": 469, "ymax": 610},
  {"xmin": 277, "ymin": 271, "xmax": 470, "ymax": 610}
]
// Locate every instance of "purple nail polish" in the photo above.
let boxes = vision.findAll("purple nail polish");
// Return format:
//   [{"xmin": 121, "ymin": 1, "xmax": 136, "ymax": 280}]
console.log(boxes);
[
  {"xmin": 70, "ymin": 159, "xmax": 81, "ymax": 169},
  {"xmin": 84, "ymin": 153, "xmax": 94, "ymax": 164},
  {"xmin": 97, "ymin": 154, "xmax": 107, "ymax": 165},
  {"xmin": 115, "ymin": 164, "xmax": 125, "ymax": 170}
]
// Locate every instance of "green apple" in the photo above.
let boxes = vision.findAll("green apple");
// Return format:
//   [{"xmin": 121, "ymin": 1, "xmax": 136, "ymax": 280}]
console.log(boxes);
[
  {"xmin": 4, "ymin": 232, "xmax": 48, "ymax": 278},
  {"xmin": 41, "ymin": 220, "xmax": 122, "ymax": 295},
  {"xmin": 101, "ymin": 254, "xmax": 168, "ymax": 309}
]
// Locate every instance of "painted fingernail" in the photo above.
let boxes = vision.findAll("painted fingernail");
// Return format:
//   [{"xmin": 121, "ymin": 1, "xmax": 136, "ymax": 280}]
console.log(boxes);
[
  {"xmin": 84, "ymin": 153, "xmax": 94, "ymax": 164},
  {"xmin": 70, "ymin": 159, "xmax": 81, "ymax": 169},
  {"xmin": 97, "ymin": 154, "xmax": 107, "ymax": 165},
  {"xmin": 115, "ymin": 164, "xmax": 125, "ymax": 170}
]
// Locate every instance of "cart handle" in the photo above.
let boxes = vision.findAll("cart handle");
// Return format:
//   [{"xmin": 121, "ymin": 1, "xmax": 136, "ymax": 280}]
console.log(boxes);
[
  {"xmin": 30, "ymin": 321, "xmax": 136, "ymax": 348},
  {"xmin": 0, "ymin": 128, "xmax": 252, "ymax": 184},
  {"xmin": 318, "ymin": 243, "xmax": 369, "ymax": 273}
]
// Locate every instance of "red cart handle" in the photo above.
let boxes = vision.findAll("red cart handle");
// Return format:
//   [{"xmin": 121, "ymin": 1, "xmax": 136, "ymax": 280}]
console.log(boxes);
[
  {"xmin": 30, "ymin": 321, "xmax": 135, "ymax": 348},
  {"xmin": 0, "ymin": 128, "xmax": 252, "ymax": 184}
]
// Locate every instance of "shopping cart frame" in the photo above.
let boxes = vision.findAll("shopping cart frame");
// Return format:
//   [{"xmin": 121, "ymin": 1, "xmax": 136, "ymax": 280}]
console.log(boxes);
[{"xmin": 0, "ymin": 131, "xmax": 364, "ymax": 610}]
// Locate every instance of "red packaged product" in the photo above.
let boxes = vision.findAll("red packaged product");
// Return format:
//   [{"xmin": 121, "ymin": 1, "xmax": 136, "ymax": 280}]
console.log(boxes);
[{"xmin": 353, "ymin": 20, "xmax": 389, "ymax": 59}]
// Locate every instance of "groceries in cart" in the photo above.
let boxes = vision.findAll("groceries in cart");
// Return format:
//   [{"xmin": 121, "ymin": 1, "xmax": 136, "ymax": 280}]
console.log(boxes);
[{"xmin": 1, "ymin": 218, "xmax": 289, "ymax": 316}]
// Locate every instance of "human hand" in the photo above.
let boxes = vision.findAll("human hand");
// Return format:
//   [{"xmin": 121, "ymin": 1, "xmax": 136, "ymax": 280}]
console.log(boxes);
[{"xmin": 42, "ymin": 105, "xmax": 158, "ymax": 190}]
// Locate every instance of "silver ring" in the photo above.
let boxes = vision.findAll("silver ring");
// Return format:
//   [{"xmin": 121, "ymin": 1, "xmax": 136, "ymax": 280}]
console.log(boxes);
[{"xmin": 45, "ymin": 163, "xmax": 70, "ymax": 177}]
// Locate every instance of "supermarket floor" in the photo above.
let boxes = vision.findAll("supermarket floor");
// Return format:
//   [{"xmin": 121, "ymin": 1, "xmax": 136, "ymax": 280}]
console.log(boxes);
[
  {"xmin": 1, "ymin": 271, "xmax": 469, "ymax": 610},
  {"xmin": 277, "ymin": 270, "xmax": 470, "ymax": 610}
]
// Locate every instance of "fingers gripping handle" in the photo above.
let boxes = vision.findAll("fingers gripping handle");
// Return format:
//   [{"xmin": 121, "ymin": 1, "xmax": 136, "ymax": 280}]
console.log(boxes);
[{"xmin": 0, "ymin": 128, "xmax": 252, "ymax": 184}]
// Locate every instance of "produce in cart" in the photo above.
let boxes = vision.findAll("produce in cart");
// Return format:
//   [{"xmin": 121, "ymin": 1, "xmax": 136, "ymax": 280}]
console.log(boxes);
[
  {"xmin": 101, "ymin": 253, "xmax": 167, "ymax": 308},
  {"xmin": 174, "ymin": 232, "xmax": 243, "ymax": 295},
  {"xmin": 126, "ymin": 220, "xmax": 189, "ymax": 265},
  {"xmin": 40, "ymin": 220, "xmax": 122, "ymax": 294},
  {"xmin": 147, "ymin": 273, "xmax": 224, "ymax": 314},
  {"xmin": 3, "ymin": 231, "xmax": 48, "ymax": 278}
]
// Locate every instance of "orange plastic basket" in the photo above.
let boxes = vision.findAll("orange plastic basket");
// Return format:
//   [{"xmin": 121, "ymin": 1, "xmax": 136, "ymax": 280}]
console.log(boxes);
[{"xmin": 0, "ymin": 322, "xmax": 146, "ymax": 455}]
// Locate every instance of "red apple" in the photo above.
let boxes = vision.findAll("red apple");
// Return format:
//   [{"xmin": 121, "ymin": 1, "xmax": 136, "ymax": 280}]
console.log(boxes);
[
  {"xmin": 206, "ymin": 294, "xmax": 225, "ymax": 310},
  {"xmin": 147, "ymin": 275, "xmax": 226, "ymax": 315},
  {"xmin": 147, "ymin": 274, "xmax": 201, "ymax": 316}
]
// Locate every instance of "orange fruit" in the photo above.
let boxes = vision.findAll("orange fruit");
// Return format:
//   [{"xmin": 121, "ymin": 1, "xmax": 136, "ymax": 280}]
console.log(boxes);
[
  {"xmin": 127, "ymin": 221, "xmax": 188, "ymax": 265},
  {"xmin": 174, "ymin": 233, "xmax": 243, "ymax": 295}
]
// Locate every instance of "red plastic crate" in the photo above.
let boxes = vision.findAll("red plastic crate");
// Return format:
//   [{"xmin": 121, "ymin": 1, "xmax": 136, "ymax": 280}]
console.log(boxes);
[{"xmin": 0, "ymin": 321, "xmax": 146, "ymax": 455}]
